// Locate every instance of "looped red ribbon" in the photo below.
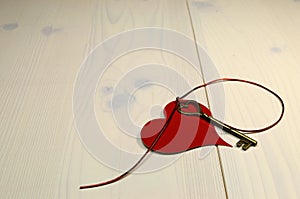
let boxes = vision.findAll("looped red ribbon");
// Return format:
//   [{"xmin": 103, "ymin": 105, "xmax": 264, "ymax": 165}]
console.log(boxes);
[{"xmin": 80, "ymin": 78, "xmax": 284, "ymax": 189}]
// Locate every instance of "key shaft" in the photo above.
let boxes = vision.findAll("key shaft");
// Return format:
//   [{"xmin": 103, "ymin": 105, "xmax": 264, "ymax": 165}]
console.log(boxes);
[{"xmin": 200, "ymin": 113, "xmax": 257, "ymax": 150}]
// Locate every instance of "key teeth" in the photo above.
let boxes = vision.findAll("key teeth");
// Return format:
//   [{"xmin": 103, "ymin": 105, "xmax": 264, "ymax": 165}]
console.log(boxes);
[
  {"xmin": 242, "ymin": 143, "xmax": 252, "ymax": 151},
  {"xmin": 236, "ymin": 140, "xmax": 255, "ymax": 151},
  {"xmin": 236, "ymin": 140, "xmax": 244, "ymax": 147}
]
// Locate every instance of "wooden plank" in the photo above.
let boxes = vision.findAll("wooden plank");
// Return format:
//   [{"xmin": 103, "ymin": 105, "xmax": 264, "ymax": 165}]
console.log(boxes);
[
  {"xmin": 188, "ymin": 0, "xmax": 300, "ymax": 198},
  {"xmin": 0, "ymin": 0, "xmax": 228, "ymax": 198}
]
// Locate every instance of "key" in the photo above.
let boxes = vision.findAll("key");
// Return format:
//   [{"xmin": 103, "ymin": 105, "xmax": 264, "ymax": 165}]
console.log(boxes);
[{"xmin": 177, "ymin": 100, "xmax": 258, "ymax": 151}]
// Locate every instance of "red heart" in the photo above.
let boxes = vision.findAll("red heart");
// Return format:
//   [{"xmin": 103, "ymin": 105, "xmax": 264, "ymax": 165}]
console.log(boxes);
[{"xmin": 141, "ymin": 100, "xmax": 231, "ymax": 154}]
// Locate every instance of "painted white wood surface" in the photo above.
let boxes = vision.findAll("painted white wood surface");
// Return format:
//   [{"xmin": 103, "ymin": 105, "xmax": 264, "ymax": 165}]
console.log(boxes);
[
  {"xmin": 0, "ymin": 0, "xmax": 225, "ymax": 198},
  {"xmin": 189, "ymin": 0, "xmax": 300, "ymax": 198},
  {"xmin": 0, "ymin": 0, "xmax": 299, "ymax": 198}
]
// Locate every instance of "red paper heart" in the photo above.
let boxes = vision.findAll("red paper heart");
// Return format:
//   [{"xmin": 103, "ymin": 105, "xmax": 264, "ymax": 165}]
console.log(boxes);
[{"xmin": 141, "ymin": 100, "xmax": 231, "ymax": 154}]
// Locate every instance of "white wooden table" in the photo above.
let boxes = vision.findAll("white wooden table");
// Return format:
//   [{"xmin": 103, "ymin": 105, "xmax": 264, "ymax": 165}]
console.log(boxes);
[{"xmin": 1, "ymin": 0, "xmax": 299, "ymax": 198}]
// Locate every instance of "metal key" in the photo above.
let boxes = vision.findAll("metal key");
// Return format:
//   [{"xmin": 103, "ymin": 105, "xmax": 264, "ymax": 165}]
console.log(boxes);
[{"xmin": 177, "ymin": 100, "xmax": 257, "ymax": 151}]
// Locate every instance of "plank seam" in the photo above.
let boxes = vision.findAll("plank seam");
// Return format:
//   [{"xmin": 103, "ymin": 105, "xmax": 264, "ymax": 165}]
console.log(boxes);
[{"xmin": 185, "ymin": 0, "xmax": 229, "ymax": 198}]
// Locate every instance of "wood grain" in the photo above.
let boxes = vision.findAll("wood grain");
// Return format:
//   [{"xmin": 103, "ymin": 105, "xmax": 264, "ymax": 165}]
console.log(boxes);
[
  {"xmin": 188, "ymin": 0, "xmax": 300, "ymax": 198},
  {"xmin": 2, "ymin": 0, "xmax": 299, "ymax": 198},
  {"xmin": 0, "ymin": 0, "xmax": 228, "ymax": 198}
]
